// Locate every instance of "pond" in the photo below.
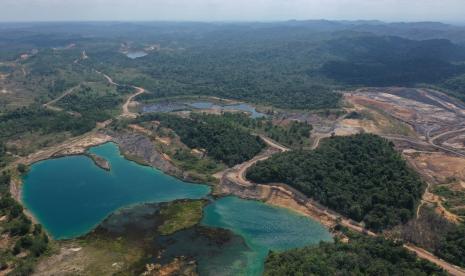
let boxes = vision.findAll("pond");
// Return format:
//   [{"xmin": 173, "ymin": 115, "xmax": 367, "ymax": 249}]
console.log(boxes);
[
  {"xmin": 142, "ymin": 100, "xmax": 267, "ymax": 118},
  {"xmin": 126, "ymin": 51, "xmax": 148, "ymax": 59}
]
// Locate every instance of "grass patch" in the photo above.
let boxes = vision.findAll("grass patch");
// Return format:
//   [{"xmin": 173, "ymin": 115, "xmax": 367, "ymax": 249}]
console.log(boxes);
[
  {"xmin": 433, "ymin": 186, "xmax": 465, "ymax": 216},
  {"xmin": 158, "ymin": 200, "xmax": 205, "ymax": 235}
]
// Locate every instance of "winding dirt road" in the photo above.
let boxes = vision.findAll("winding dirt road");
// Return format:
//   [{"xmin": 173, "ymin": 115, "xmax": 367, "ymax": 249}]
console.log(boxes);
[
  {"xmin": 121, "ymin": 86, "xmax": 145, "ymax": 118},
  {"xmin": 233, "ymin": 135, "xmax": 289, "ymax": 185},
  {"xmin": 98, "ymin": 72, "xmax": 145, "ymax": 118},
  {"xmin": 430, "ymin": 127, "xmax": 465, "ymax": 145}
]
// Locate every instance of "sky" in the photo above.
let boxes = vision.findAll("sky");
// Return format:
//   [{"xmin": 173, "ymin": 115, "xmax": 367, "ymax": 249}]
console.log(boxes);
[{"xmin": 0, "ymin": 0, "xmax": 464, "ymax": 23}]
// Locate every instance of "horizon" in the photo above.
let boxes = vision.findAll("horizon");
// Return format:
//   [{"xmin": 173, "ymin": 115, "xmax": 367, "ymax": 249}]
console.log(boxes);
[
  {"xmin": 1, "ymin": 0, "xmax": 465, "ymax": 23},
  {"xmin": 0, "ymin": 19, "xmax": 464, "ymax": 26}
]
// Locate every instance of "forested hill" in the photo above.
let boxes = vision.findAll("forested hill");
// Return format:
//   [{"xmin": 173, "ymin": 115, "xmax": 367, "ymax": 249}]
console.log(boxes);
[
  {"xmin": 246, "ymin": 134, "xmax": 425, "ymax": 231},
  {"xmin": 321, "ymin": 36, "xmax": 465, "ymax": 86},
  {"xmin": 264, "ymin": 233, "xmax": 446, "ymax": 276},
  {"xmin": 3, "ymin": 21, "xmax": 465, "ymax": 110}
]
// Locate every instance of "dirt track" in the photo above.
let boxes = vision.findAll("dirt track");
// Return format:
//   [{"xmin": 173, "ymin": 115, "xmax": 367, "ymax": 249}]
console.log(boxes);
[
  {"xmin": 404, "ymin": 244, "xmax": 465, "ymax": 276},
  {"xmin": 43, "ymin": 84, "xmax": 81, "ymax": 111},
  {"xmin": 98, "ymin": 72, "xmax": 145, "ymax": 118},
  {"xmin": 121, "ymin": 86, "xmax": 145, "ymax": 118}
]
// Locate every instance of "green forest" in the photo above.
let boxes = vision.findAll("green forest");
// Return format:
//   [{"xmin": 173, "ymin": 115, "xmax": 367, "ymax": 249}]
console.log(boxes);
[
  {"xmin": 135, "ymin": 113, "xmax": 265, "ymax": 166},
  {"xmin": 202, "ymin": 113, "xmax": 312, "ymax": 148},
  {"xmin": 0, "ymin": 106, "xmax": 96, "ymax": 141},
  {"xmin": 264, "ymin": 233, "xmax": 446, "ymax": 276},
  {"xmin": 0, "ymin": 172, "xmax": 49, "ymax": 275},
  {"xmin": 247, "ymin": 134, "xmax": 424, "ymax": 231},
  {"xmin": 55, "ymin": 83, "xmax": 125, "ymax": 122},
  {"xmin": 3, "ymin": 22, "xmax": 465, "ymax": 113},
  {"xmin": 436, "ymin": 224, "xmax": 465, "ymax": 267}
]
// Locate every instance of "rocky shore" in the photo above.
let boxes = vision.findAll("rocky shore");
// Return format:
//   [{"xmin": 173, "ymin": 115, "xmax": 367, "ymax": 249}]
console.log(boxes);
[
  {"xmin": 109, "ymin": 130, "xmax": 205, "ymax": 183},
  {"xmin": 86, "ymin": 153, "xmax": 111, "ymax": 171}
]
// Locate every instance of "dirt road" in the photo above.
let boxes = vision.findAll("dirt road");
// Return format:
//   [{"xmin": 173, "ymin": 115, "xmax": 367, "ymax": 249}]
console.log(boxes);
[
  {"xmin": 404, "ymin": 244, "xmax": 465, "ymax": 276},
  {"xmin": 121, "ymin": 86, "xmax": 145, "ymax": 118},
  {"xmin": 231, "ymin": 135, "xmax": 289, "ymax": 185},
  {"xmin": 98, "ymin": 72, "xmax": 145, "ymax": 118},
  {"xmin": 259, "ymin": 135, "xmax": 290, "ymax": 152},
  {"xmin": 430, "ymin": 127, "xmax": 465, "ymax": 145},
  {"xmin": 43, "ymin": 84, "xmax": 81, "ymax": 111}
]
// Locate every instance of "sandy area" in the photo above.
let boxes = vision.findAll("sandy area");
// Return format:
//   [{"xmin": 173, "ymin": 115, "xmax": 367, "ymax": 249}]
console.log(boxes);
[{"xmin": 406, "ymin": 152, "xmax": 465, "ymax": 184}]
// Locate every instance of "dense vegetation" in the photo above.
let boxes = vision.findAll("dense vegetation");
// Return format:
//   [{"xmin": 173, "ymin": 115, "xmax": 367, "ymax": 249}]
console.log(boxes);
[
  {"xmin": 135, "ymin": 113, "xmax": 265, "ymax": 166},
  {"xmin": 3, "ymin": 22, "xmax": 465, "ymax": 112},
  {"xmin": 441, "ymin": 74, "xmax": 465, "ymax": 103},
  {"xmin": 136, "ymin": 84, "xmax": 341, "ymax": 110},
  {"xmin": 0, "ymin": 106, "xmax": 95, "ymax": 141},
  {"xmin": 0, "ymin": 172, "xmax": 49, "ymax": 275},
  {"xmin": 80, "ymin": 23, "xmax": 465, "ymax": 107},
  {"xmin": 321, "ymin": 36, "xmax": 465, "ymax": 87},
  {"xmin": 0, "ymin": 143, "xmax": 9, "ymax": 169},
  {"xmin": 264, "ymin": 233, "xmax": 446, "ymax": 276},
  {"xmin": 201, "ymin": 112, "xmax": 312, "ymax": 148},
  {"xmin": 395, "ymin": 205, "xmax": 465, "ymax": 268},
  {"xmin": 436, "ymin": 224, "xmax": 465, "ymax": 267},
  {"xmin": 56, "ymin": 83, "xmax": 125, "ymax": 122},
  {"xmin": 247, "ymin": 134, "xmax": 424, "ymax": 231}
]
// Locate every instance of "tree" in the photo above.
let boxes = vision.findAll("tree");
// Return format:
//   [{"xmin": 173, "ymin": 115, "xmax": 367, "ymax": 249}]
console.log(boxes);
[{"xmin": 17, "ymin": 163, "xmax": 28, "ymax": 174}]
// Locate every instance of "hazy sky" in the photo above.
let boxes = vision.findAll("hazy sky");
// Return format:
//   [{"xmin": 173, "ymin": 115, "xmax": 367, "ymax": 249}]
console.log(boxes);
[{"xmin": 0, "ymin": 0, "xmax": 464, "ymax": 23}]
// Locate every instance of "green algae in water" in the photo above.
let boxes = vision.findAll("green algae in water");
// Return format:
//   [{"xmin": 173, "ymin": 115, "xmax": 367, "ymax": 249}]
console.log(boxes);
[
  {"xmin": 157, "ymin": 226, "xmax": 254, "ymax": 276},
  {"xmin": 21, "ymin": 142, "xmax": 210, "ymax": 239},
  {"xmin": 201, "ymin": 196, "xmax": 332, "ymax": 275}
]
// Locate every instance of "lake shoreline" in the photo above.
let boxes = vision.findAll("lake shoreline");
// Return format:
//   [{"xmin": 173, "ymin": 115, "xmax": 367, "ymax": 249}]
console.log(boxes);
[{"xmin": 20, "ymin": 142, "xmax": 211, "ymax": 240}]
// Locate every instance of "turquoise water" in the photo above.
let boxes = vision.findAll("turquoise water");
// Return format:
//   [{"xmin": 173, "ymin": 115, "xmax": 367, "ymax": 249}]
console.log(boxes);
[
  {"xmin": 21, "ymin": 143, "xmax": 210, "ymax": 239},
  {"xmin": 22, "ymin": 142, "xmax": 331, "ymax": 274},
  {"xmin": 201, "ymin": 196, "xmax": 332, "ymax": 275}
]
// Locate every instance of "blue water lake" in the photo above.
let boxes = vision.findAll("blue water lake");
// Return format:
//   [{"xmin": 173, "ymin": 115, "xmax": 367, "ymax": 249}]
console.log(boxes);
[
  {"xmin": 22, "ymin": 143, "xmax": 210, "ymax": 239},
  {"xmin": 22, "ymin": 142, "xmax": 331, "ymax": 275}
]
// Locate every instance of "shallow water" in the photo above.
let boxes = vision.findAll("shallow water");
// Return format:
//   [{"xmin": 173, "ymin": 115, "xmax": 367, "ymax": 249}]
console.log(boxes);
[
  {"xmin": 22, "ymin": 143, "xmax": 210, "ymax": 239},
  {"xmin": 201, "ymin": 196, "xmax": 332, "ymax": 275}
]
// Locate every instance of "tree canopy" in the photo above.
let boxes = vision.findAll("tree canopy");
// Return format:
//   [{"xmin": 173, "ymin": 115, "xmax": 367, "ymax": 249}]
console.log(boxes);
[
  {"xmin": 135, "ymin": 113, "xmax": 265, "ymax": 166},
  {"xmin": 247, "ymin": 134, "xmax": 424, "ymax": 231},
  {"xmin": 264, "ymin": 233, "xmax": 446, "ymax": 276}
]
